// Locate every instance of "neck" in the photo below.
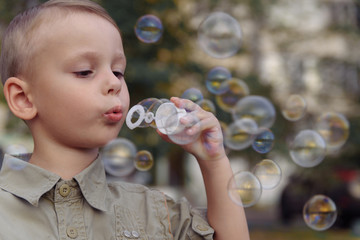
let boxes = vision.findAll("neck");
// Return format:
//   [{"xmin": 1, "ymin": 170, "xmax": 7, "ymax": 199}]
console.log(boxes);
[{"xmin": 29, "ymin": 142, "xmax": 99, "ymax": 180}]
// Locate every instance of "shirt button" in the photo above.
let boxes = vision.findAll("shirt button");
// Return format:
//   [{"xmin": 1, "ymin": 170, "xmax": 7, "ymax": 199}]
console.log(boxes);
[
  {"xmin": 59, "ymin": 184, "xmax": 71, "ymax": 197},
  {"xmin": 132, "ymin": 230, "xmax": 139, "ymax": 238},
  {"xmin": 196, "ymin": 224, "xmax": 209, "ymax": 231},
  {"xmin": 66, "ymin": 227, "xmax": 78, "ymax": 239},
  {"xmin": 123, "ymin": 230, "xmax": 131, "ymax": 238}
]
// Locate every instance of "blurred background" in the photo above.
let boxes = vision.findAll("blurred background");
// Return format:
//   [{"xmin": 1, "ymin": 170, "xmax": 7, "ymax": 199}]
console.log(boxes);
[{"xmin": 0, "ymin": 0, "xmax": 359, "ymax": 239}]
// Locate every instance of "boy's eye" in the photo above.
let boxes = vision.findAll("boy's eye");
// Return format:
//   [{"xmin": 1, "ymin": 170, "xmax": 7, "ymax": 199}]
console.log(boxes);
[
  {"xmin": 74, "ymin": 70, "xmax": 93, "ymax": 78},
  {"xmin": 113, "ymin": 71, "xmax": 124, "ymax": 79}
]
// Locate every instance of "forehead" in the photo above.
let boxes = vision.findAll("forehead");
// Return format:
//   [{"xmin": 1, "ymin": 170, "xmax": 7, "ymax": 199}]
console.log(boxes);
[{"xmin": 34, "ymin": 10, "xmax": 124, "ymax": 53}]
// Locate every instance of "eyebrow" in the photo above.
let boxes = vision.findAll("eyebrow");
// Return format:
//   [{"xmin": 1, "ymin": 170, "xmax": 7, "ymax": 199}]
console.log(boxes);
[{"xmin": 66, "ymin": 51, "xmax": 126, "ymax": 64}]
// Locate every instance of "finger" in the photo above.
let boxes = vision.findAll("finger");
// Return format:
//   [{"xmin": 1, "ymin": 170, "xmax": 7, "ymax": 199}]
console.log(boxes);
[{"xmin": 170, "ymin": 97, "xmax": 201, "ymax": 112}]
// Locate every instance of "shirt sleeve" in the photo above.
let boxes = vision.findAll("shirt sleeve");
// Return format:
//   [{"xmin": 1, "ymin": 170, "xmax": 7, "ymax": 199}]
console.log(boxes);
[{"xmin": 165, "ymin": 195, "xmax": 214, "ymax": 240}]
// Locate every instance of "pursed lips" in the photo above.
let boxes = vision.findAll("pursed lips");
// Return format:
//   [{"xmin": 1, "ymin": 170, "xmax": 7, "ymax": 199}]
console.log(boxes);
[{"xmin": 104, "ymin": 105, "xmax": 123, "ymax": 122}]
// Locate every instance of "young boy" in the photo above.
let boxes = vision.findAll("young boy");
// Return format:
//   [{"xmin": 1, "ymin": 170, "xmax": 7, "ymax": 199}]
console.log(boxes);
[{"xmin": 0, "ymin": 0, "xmax": 249, "ymax": 239}]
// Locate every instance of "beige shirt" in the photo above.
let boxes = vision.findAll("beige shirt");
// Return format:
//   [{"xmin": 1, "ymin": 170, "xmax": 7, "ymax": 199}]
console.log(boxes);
[{"xmin": 0, "ymin": 154, "xmax": 214, "ymax": 240}]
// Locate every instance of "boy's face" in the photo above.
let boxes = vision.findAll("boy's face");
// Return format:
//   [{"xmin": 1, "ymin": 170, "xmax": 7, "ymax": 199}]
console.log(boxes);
[{"xmin": 28, "ymin": 12, "xmax": 129, "ymax": 148}]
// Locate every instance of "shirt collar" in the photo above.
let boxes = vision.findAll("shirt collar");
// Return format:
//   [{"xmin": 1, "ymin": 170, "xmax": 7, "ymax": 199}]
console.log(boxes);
[
  {"xmin": 73, "ymin": 155, "xmax": 108, "ymax": 211},
  {"xmin": 0, "ymin": 154, "xmax": 108, "ymax": 211}
]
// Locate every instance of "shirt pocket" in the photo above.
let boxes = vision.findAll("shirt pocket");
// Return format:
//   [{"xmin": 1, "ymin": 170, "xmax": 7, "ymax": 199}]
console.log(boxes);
[
  {"xmin": 115, "ymin": 205, "xmax": 148, "ymax": 240},
  {"xmin": 187, "ymin": 214, "xmax": 214, "ymax": 240}
]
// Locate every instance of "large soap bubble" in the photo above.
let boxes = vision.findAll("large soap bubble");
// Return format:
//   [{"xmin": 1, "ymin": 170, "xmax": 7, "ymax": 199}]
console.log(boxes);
[
  {"xmin": 316, "ymin": 112, "xmax": 350, "ymax": 151},
  {"xmin": 303, "ymin": 195, "xmax": 337, "ymax": 231},
  {"xmin": 232, "ymin": 95, "xmax": 276, "ymax": 129},
  {"xmin": 252, "ymin": 159, "xmax": 282, "ymax": 190},
  {"xmin": 289, "ymin": 130, "xmax": 327, "ymax": 168},
  {"xmin": 227, "ymin": 171, "xmax": 262, "ymax": 208},
  {"xmin": 252, "ymin": 128, "xmax": 275, "ymax": 154},
  {"xmin": 206, "ymin": 66, "xmax": 232, "ymax": 95},
  {"xmin": 134, "ymin": 14, "xmax": 163, "ymax": 43},
  {"xmin": 101, "ymin": 138, "xmax": 136, "ymax": 177},
  {"xmin": 281, "ymin": 94, "xmax": 307, "ymax": 121},
  {"xmin": 224, "ymin": 118, "xmax": 258, "ymax": 150},
  {"xmin": 215, "ymin": 78, "xmax": 249, "ymax": 112},
  {"xmin": 198, "ymin": 12, "xmax": 242, "ymax": 58}
]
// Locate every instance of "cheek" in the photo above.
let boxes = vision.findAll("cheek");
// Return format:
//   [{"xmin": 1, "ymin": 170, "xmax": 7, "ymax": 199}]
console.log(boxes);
[{"xmin": 120, "ymin": 83, "xmax": 130, "ymax": 111}]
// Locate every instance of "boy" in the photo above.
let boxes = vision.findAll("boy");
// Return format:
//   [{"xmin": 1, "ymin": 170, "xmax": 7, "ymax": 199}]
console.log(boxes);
[{"xmin": 0, "ymin": 0, "xmax": 249, "ymax": 239}]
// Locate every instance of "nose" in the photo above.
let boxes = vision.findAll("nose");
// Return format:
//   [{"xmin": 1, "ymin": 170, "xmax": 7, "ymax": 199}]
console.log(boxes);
[{"xmin": 106, "ymin": 73, "xmax": 122, "ymax": 96}]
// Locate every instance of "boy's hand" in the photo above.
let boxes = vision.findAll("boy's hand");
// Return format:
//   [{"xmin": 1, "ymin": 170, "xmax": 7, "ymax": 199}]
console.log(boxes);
[{"xmin": 157, "ymin": 97, "xmax": 226, "ymax": 162}]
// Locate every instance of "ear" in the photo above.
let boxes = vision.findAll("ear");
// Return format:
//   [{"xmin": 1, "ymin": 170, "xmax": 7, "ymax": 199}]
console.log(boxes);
[{"xmin": 3, "ymin": 77, "xmax": 37, "ymax": 120}]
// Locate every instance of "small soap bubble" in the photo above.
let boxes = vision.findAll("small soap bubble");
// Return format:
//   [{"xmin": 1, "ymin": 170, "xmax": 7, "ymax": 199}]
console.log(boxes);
[
  {"xmin": 282, "ymin": 94, "xmax": 307, "ymax": 121},
  {"xmin": 348, "ymin": 175, "xmax": 360, "ymax": 199},
  {"xmin": 232, "ymin": 95, "xmax": 276, "ymax": 129},
  {"xmin": 215, "ymin": 78, "xmax": 249, "ymax": 112},
  {"xmin": 134, "ymin": 150, "xmax": 154, "ymax": 171},
  {"xmin": 289, "ymin": 130, "xmax": 326, "ymax": 168},
  {"xmin": 303, "ymin": 195, "xmax": 337, "ymax": 231},
  {"xmin": 227, "ymin": 171, "xmax": 262, "ymax": 208},
  {"xmin": 167, "ymin": 112, "xmax": 201, "ymax": 145},
  {"xmin": 196, "ymin": 99, "xmax": 216, "ymax": 115},
  {"xmin": 252, "ymin": 159, "xmax": 281, "ymax": 189},
  {"xmin": 101, "ymin": 138, "xmax": 136, "ymax": 177},
  {"xmin": 181, "ymin": 88, "xmax": 204, "ymax": 102},
  {"xmin": 134, "ymin": 14, "xmax": 163, "ymax": 43},
  {"xmin": 5, "ymin": 155, "xmax": 28, "ymax": 171},
  {"xmin": 139, "ymin": 98, "xmax": 163, "ymax": 128},
  {"xmin": 5, "ymin": 144, "xmax": 29, "ymax": 155},
  {"xmin": 224, "ymin": 118, "xmax": 258, "ymax": 150},
  {"xmin": 128, "ymin": 98, "xmax": 162, "ymax": 129},
  {"xmin": 206, "ymin": 66, "xmax": 232, "ymax": 95},
  {"xmin": 252, "ymin": 128, "xmax": 275, "ymax": 154},
  {"xmin": 198, "ymin": 12, "xmax": 242, "ymax": 58},
  {"xmin": 316, "ymin": 112, "xmax": 349, "ymax": 151}
]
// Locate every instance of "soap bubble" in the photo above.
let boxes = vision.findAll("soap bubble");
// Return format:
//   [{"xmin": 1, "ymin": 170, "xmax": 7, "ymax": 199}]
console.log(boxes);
[
  {"xmin": 4, "ymin": 154, "xmax": 28, "ymax": 171},
  {"xmin": 181, "ymin": 88, "xmax": 204, "ymax": 102},
  {"xmin": 215, "ymin": 78, "xmax": 249, "ymax": 112},
  {"xmin": 126, "ymin": 98, "xmax": 163, "ymax": 129},
  {"xmin": 348, "ymin": 175, "xmax": 360, "ymax": 199},
  {"xmin": 252, "ymin": 159, "xmax": 281, "ymax": 189},
  {"xmin": 289, "ymin": 130, "xmax": 327, "ymax": 168},
  {"xmin": 198, "ymin": 12, "xmax": 242, "ymax": 58},
  {"xmin": 139, "ymin": 98, "xmax": 163, "ymax": 128},
  {"xmin": 232, "ymin": 95, "xmax": 276, "ymax": 129},
  {"xmin": 5, "ymin": 144, "xmax": 29, "ymax": 155},
  {"xmin": 252, "ymin": 128, "xmax": 274, "ymax": 154},
  {"xmin": 227, "ymin": 171, "xmax": 262, "ymax": 208},
  {"xmin": 316, "ymin": 112, "xmax": 350, "ymax": 150},
  {"xmin": 101, "ymin": 138, "xmax": 136, "ymax": 177},
  {"xmin": 206, "ymin": 66, "xmax": 232, "ymax": 95},
  {"xmin": 167, "ymin": 112, "xmax": 201, "ymax": 145},
  {"xmin": 281, "ymin": 94, "xmax": 307, "ymax": 121},
  {"xmin": 303, "ymin": 195, "xmax": 337, "ymax": 231},
  {"xmin": 224, "ymin": 118, "xmax": 258, "ymax": 150},
  {"xmin": 134, "ymin": 14, "xmax": 163, "ymax": 43},
  {"xmin": 196, "ymin": 99, "xmax": 216, "ymax": 114},
  {"xmin": 134, "ymin": 150, "xmax": 154, "ymax": 171}
]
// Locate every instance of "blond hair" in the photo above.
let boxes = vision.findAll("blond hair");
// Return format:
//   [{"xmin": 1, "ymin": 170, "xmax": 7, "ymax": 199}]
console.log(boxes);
[{"xmin": 0, "ymin": 0, "xmax": 120, "ymax": 84}]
